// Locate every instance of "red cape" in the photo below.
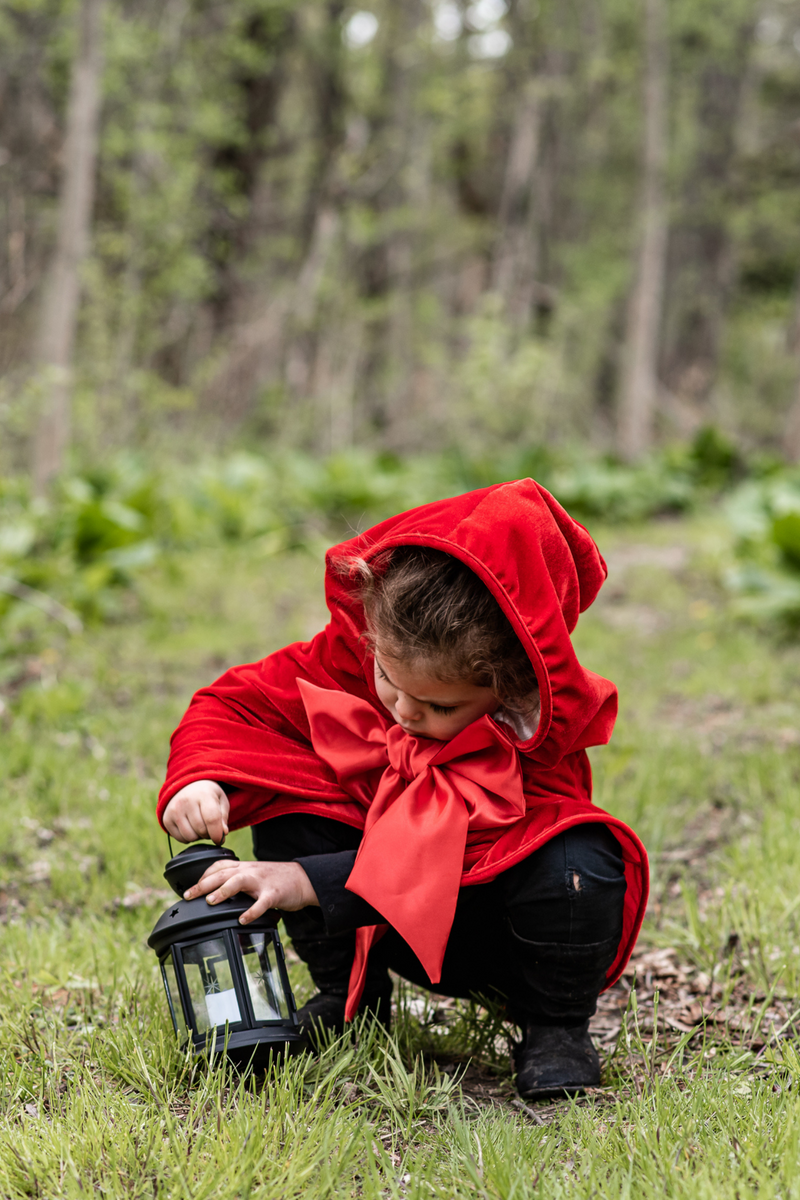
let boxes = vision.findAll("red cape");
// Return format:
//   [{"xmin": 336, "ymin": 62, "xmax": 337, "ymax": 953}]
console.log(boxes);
[{"xmin": 158, "ymin": 480, "xmax": 649, "ymax": 998}]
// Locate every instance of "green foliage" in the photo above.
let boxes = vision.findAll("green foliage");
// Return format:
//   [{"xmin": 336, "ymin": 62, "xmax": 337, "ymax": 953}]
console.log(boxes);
[
  {"xmin": 0, "ymin": 431, "xmax": 759, "ymax": 653},
  {"xmin": 540, "ymin": 427, "xmax": 745, "ymax": 523},
  {"xmin": 549, "ymin": 458, "xmax": 695, "ymax": 523},
  {"xmin": 724, "ymin": 472, "xmax": 800, "ymax": 628},
  {"xmin": 0, "ymin": 458, "xmax": 163, "ymax": 629}
]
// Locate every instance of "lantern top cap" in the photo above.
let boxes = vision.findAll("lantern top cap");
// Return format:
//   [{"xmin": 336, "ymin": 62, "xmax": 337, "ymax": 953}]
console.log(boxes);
[{"xmin": 164, "ymin": 842, "xmax": 239, "ymax": 896}]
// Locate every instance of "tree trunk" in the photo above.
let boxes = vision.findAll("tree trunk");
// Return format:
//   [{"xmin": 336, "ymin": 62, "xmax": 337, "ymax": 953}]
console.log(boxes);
[
  {"xmin": 490, "ymin": 79, "xmax": 545, "ymax": 324},
  {"xmin": 659, "ymin": 15, "xmax": 753, "ymax": 411},
  {"xmin": 283, "ymin": 0, "xmax": 349, "ymax": 414},
  {"xmin": 358, "ymin": 0, "xmax": 425, "ymax": 447},
  {"xmin": 207, "ymin": 5, "xmax": 298, "ymax": 333},
  {"xmin": 199, "ymin": 6, "xmax": 299, "ymax": 420},
  {"xmin": 782, "ymin": 269, "xmax": 800, "ymax": 459},
  {"xmin": 488, "ymin": 0, "xmax": 559, "ymax": 330},
  {"xmin": 204, "ymin": 2, "xmax": 338, "ymax": 426},
  {"xmin": 617, "ymin": 0, "xmax": 668, "ymax": 462},
  {"xmin": 284, "ymin": 204, "xmax": 342, "ymax": 399},
  {"xmin": 32, "ymin": 0, "xmax": 105, "ymax": 495}
]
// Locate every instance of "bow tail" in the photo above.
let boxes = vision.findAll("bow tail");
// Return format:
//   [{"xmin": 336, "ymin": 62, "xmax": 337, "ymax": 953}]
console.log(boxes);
[
  {"xmin": 345, "ymin": 924, "xmax": 389, "ymax": 1022},
  {"xmin": 344, "ymin": 771, "xmax": 470, "ymax": 992}
]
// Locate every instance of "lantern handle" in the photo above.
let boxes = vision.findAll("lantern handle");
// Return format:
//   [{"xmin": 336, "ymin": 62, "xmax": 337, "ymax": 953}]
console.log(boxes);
[{"xmin": 167, "ymin": 832, "xmax": 175, "ymax": 860}]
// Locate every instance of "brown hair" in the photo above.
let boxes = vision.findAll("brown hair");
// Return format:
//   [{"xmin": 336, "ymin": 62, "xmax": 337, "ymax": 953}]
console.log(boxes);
[{"xmin": 345, "ymin": 546, "xmax": 539, "ymax": 717}]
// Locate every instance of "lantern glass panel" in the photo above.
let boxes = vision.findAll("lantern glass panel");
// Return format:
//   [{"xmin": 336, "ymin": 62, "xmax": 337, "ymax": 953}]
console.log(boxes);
[
  {"xmin": 181, "ymin": 937, "xmax": 242, "ymax": 1032},
  {"xmin": 162, "ymin": 955, "xmax": 188, "ymax": 1042},
  {"xmin": 238, "ymin": 931, "xmax": 290, "ymax": 1022}
]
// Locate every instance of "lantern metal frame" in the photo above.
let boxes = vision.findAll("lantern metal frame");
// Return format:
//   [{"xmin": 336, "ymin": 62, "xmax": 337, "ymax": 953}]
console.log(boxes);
[{"xmin": 149, "ymin": 844, "xmax": 302, "ymax": 1068}]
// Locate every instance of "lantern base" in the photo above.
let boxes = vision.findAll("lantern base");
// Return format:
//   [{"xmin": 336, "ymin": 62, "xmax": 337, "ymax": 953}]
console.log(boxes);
[{"xmin": 185, "ymin": 1025, "xmax": 303, "ymax": 1070}]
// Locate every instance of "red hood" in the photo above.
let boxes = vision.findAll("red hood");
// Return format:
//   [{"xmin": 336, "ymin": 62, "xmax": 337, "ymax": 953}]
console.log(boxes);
[{"xmin": 324, "ymin": 479, "xmax": 617, "ymax": 768}]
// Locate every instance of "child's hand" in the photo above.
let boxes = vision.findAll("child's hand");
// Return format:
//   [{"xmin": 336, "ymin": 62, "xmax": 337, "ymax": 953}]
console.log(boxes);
[
  {"xmin": 183, "ymin": 860, "xmax": 319, "ymax": 924},
  {"xmin": 162, "ymin": 780, "xmax": 230, "ymax": 845}
]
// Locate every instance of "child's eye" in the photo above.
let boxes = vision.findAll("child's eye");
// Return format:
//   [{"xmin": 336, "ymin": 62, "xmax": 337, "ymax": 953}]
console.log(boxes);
[{"xmin": 430, "ymin": 704, "xmax": 456, "ymax": 716}]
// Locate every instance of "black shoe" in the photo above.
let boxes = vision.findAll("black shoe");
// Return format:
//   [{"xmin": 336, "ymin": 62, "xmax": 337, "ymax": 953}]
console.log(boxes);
[
  {"xmin": 296, "ymin": 983, "xmax": 393, "ymax": 1050},
  {"xmin": 514, "ymin": 1020, "xmax": 600, "ymax": 1099}
]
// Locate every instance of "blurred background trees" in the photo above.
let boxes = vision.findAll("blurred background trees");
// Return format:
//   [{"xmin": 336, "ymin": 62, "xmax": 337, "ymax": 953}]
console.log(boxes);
[{"xmin": 3, "ymin": 0, "xmax": 800, "ymax": 477}]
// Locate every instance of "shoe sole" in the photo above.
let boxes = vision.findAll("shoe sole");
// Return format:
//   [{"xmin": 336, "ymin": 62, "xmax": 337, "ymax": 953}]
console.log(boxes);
[{"xmin": 517, "ymin": 1083, "xmax": 593, "ymax": 1101}]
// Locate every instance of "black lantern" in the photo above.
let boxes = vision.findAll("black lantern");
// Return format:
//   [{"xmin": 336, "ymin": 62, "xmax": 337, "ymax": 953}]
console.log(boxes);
[{"xmin": 148, "ymin": 843, "xmax": 301, "ymax": 1067}]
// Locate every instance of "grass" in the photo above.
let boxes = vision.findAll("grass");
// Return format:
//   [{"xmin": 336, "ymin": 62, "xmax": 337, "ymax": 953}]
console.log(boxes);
[{"xmin": 3, "ymin": 512, "xmax": 800, "ymax": 1195}]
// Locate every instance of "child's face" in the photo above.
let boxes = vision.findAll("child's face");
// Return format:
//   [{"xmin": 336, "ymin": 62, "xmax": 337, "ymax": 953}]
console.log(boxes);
[{"xmin": 373, "ymin": 651, "xmax": 497, "ymax": 741}]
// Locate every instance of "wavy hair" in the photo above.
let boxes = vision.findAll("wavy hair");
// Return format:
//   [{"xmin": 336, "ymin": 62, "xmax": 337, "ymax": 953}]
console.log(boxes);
[{"xmin": 340, "ymin": 546, "xmax": 539, "ymax": 718}]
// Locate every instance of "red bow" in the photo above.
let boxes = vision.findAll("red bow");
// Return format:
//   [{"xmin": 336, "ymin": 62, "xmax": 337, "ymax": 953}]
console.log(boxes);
[{"xmin": 297, "ymin": 681, "xmax": 526, "ymax": 1019}]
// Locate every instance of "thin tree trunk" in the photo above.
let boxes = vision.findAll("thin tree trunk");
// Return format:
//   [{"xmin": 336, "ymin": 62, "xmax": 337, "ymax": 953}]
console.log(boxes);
[
  {"xmin": 659, "ymin": 14, "xmax": 752, "ymax": 410},
  {"xmin": 783, "ymin": 270, "xmax": 800, "ymax": 460},
  {"xmin": 32, "ymin": 0, "xmax": 105, "ymax": 495},
  {"xmin": 284, "ymin": 204, "xmax": 341, "ymax": 396},
  {"xmin": 284, "ymin": 0, "xmax": 349, "ymax": 424},
  {"xmin": 490, "ymin": 80, "xmax": 544, "ymax": 322},
  {"xmin": 617, "ymin": 0, "xmax": 668, "ymax": 462},
  {"xmin": 361, "ymin": 0, "xmax": 424, "ymax": 447}
]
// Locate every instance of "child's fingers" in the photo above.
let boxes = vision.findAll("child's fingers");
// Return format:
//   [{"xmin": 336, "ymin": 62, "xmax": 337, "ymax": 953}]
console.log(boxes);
[
  {"xmin": 161, "ymin": 781, "xmax": 228, "ymax": 844},
  {"xmin": 237, "ymin": 891, "xmax": 277, "ymax": 925},
  {"xmin": 184, "ymin": 862, "xmax": 239, "ymax": 899},
  {"xmin": 199, "ymin": 792, "xmax": 230, "ymax": 846},
  {"xmin": 162, "ymin": 797, "xmax": 209, "ymax": 843},
  {"xmin": 199, "ymin": 867, "xmax": 267, "ymax": 913},
  {"xmin": 198, "ymin": 865, "xmax": 284, "ymax": 919},
  {"xmin": 166, "ymin": 806, "xmax": 207, "ymax": 843},
  {"xmin": 183, "ymin": 862, "xmax": 315, "ymax": 919},
  {"xmin": 182, "ymin": 805, "xmax": 210, "ymax": 842}
]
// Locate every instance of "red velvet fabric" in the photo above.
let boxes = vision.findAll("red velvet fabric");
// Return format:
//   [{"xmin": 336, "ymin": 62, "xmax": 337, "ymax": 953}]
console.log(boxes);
[{"xmin": 158, "ymin": 480, "xmax": 649, "ymax": 1013}]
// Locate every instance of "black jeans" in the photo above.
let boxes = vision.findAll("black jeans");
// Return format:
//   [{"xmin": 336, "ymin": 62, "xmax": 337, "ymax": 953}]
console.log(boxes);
[{"xmin": 253, "ymin": 811, "xmax": 626, "ymax": 1027}]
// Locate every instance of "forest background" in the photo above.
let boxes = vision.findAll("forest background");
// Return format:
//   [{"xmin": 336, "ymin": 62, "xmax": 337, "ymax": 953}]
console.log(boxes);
[{"xmin": 5, "ymin": 0, "xmax": 800, "ymax": 483}]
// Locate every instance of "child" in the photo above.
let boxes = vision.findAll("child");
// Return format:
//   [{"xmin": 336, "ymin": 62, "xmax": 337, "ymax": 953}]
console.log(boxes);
[{"xmin": 159, "ymin": 480, "xmax": 648, "ymax": 1098}]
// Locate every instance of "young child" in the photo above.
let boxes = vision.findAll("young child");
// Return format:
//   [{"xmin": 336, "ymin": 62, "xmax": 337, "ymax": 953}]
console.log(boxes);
[{"xmin": 158, "ymin": 480, "xmax": 648, "ymax": 1098}]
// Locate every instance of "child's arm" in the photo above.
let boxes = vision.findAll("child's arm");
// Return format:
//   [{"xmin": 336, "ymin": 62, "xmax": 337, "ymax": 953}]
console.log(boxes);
[{"xmin": 162, "ymin": 779, "xmax": 230, "ymax": 845}]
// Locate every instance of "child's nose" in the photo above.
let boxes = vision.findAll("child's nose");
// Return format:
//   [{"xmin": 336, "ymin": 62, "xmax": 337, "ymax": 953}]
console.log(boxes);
[{"xmin": 395, "ymin": 692, "xmax": 422, "ymax": 721}]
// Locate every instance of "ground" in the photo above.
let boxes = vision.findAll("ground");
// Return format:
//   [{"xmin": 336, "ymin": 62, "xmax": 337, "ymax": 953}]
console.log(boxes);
[{"xmin": 3, "ymin": 512, "xmax": 800, "ymax": 1197}]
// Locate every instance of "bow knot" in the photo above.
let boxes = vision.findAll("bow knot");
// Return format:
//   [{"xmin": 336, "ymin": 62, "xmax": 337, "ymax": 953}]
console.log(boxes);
[
  {"xmin": 385, "ymin": 724, "xmax": 438, "ymax": 782},
  {"xmin": 297, "ymin": 680, "xmax": 526, "ymax": 1018}
]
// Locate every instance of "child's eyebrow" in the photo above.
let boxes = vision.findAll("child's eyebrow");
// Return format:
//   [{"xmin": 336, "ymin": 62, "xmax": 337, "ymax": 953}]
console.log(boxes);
[{"xmin": 375, "ymin": 659, "xmax": 460, "ymax": 707}]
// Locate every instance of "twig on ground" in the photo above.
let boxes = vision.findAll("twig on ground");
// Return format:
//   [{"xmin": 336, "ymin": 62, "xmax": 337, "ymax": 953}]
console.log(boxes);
[
  {"xmin": 0, "ymin": 575, "xmax": 83, "ymax": 634},
  {"xmin": 511, "ymin": 1098, "xmax": 546, "ymax": 1125}
]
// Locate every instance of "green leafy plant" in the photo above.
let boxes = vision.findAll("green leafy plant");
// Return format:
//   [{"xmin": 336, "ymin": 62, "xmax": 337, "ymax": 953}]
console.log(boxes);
[
  {"xmin": 0, "ymin": 430, "xmax": 755, "ymax": 654},
  {"xmin": 724, "ymin": 473, "xmax": 800, "ymax": 629}
]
